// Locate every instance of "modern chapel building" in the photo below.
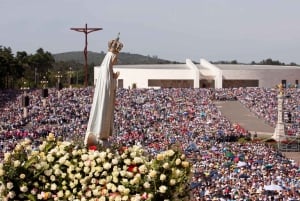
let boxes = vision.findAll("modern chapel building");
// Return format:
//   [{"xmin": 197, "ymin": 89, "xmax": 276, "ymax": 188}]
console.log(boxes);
[{"xmin": 94, "ymin": 58, "xmax": 300, "ymax": 89}]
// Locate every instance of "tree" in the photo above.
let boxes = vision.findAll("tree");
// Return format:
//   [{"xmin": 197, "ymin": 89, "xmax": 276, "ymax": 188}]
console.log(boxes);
[
  {"xmin": 259, "ymin": 58, "xmax": 285, "ymax": 65},
  {"xmin": 28, "ymin": 48, "xmax": 55, "ymax": 86},
  {"xmin": 0, "ymin": 46, "xmax": 18, "ymax": 88}
]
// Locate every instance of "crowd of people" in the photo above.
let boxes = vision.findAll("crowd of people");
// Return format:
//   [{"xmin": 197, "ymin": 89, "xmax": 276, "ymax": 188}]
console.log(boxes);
[
  {"xmin": 236, "ymin": 87, "xmax": 299, "ymax": 136},
  {"xmin": 0, "ymin": 87, "xmax": 299, "ymax": 200}
]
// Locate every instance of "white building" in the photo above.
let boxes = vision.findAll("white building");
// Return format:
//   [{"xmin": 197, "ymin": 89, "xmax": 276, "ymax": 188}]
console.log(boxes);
[{"xmin": 94, "ymin": 58, "xmax": 300, "ymax": 89}]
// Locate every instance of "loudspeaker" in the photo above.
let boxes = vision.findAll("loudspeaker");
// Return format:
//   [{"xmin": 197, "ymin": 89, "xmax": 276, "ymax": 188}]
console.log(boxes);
[
  {"xmin": 281, "ymin": 80, "xmax": 286, "ymax": 88},
  {"xmin": 287, "ymin": 112, "xmax": 292, "ymax": 123},
  {"xmin": 22, "ymin": 95, "xmax": 29, "ymax": 107},
  {"xmin": 42, "ymin": 88, "xmax": 48, "ymax": 98}
]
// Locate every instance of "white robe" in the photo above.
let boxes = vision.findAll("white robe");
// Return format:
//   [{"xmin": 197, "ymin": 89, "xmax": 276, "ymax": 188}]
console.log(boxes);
[{"xmin": 85, "ymin": 51, "xmax": 116, "ymax": 145}]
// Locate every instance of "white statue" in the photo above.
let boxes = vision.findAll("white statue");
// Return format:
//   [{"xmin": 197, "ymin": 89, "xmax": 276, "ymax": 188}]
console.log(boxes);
[{"xmin": 84, "ymin": 34, "xmax": 123, "ymax": 146}]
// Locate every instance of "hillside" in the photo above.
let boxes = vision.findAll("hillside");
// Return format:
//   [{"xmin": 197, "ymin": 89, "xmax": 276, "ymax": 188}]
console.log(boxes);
[{"xmin": 53, "ymin": 51, "xmax": 181, "ymax": 65}]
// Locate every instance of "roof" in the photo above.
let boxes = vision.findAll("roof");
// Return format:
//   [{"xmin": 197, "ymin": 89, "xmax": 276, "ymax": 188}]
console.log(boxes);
[
  {"xmin": 216, "ymin": 64, "xmax": 300, "ymax": 70},
  {"xmin": 114, "ymin": 64, "xmax": 188, "ymax": 70}
]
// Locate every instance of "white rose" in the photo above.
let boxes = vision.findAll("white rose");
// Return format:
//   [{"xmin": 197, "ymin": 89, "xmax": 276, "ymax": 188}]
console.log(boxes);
[
  {"xmin": 81, "ymin": 154, "xmax": 89, "ymax": 161},
  {"xmin": 143, "ymin": 182, "xmax": 151, "ymax": 189},
  {"xmin": 169, "ymin": 179, "xmax": 176, "ymax": 186},
  {"xmin": 122, "ymin": 178, "xmax": 129, "ymax": 184},
  {"xmin": 50, "ymin": 183, "xmax": 57, "ymax": 191},
  {"xmin": 99, "ymin": 196, "xmax": 106, "ymax": 201},
  {"xmin": 138, "ymin": 164, "xmax": 147, "ymax": 174},
  {"xmin": 50, "ymin": 175, "xmax": 56, "ymax": 182},
  {"xmin": 57, "ymin": 190, "xmax": 64, "ymax": 198},
  {"xmin": 92, "ymin": 189, "xmax": 100, "ymax": 196},
  {"xmin": 117, "ymin": 185, "xmax": 125, "ymax": 193},
  {"xmin": 65, "ymin": 190, "xmax": 71, "ymax": 197},
  {"xmin": 40, "ymin": 161, "xmax": 49, "ymax": 169},
  {"xmin": 111, "ymin": 184, "xmax": 117, "ymax": 192},
  {"xmin": 4, "ymin": 152, "xmax": 11, "ymax": 161},
  {"xmin": 126, "ymin": 171, "xmax": 133, "ymax": 178},
  {"xmin": 124, "ymin": 159, "xmax": 131, "ymax": 165},
  {"xmin": 72, "ymin": 149, "xmax": 78, "ymax": 156},
  {"xmin": 182, "ymin": 161, "xmax": 189, "ymax": 168},
  {"xmin": 175, "ymin": 158, "xmax": 181, "ymax": 165},
  {"xmin": 64, "ymin": 160, "xmax": 71, "ymax": 166},
  {"xmin": 156, "ymin": 153, "xmax": 164, "ymax": 161},
  {"xmin": 123, "ymin": 188, "xmax": 130, "ymax": 195},
  {"xmin": 133, "ymin": 157, "xmax": 143, "ymax": 164},
  {"xmin": 78, "ymin": 162, "xmax": 84, "ymax": 168},
  {"xmin": 44, "ymin": 169, "xmax": 52, "ymax": 176},
  {"xmin": 112, "ymin": 170, "xmax": 119, "ymax": 177},
  {"xmin": 46, "ymin": 155, "xmax": 55, "ymax": 163},
  {"xmin": 35, "ymin": 163, "xmax": 42, "ymax": 170},
  {"xmin": 103, "ymin": 162, "xmax": 111, "ymax": 170},
  {"xmin": 8, "ymin": 191, "xmax": 16, "ymax": 198},
  {"xmin": 83, "ymin": 166, "xmax": 90, "ymax": 174},
  {"xmin": 167, "ymin": 150, "xmax": 175, "ymax": 157},
  {"xmin": 20, "ymin": 185, "xmax": 28, "ymax": 192},
  {"xmin": 54, "ymin": 168, "xmax": 61, "ymax": 176},
  {"xmin": 120, "ymin": 170, "xmax": 126, "ymax": 177},
  {"xmin": 90, "ymin": 160, "xmax": 96, "ymax": 167},
  {"xmin": 107, "ymin": 152, "xmax": 113, "ymax": 159},
  {"xmin": 75, "ymin": 173, "xmax": 82, "ymax": 179},
  {"xmin": 7, "ymin": 182, "xmax": 14, "ymax": 190},
  {"xmin": 113, "ymin": 176, "xmax": 119, "ymax": 183},
  {"xmin": 99, "ymin": 152, "xmax": 107, "ymax": 159},
  {"xmin": 30, "ymin": 188, "xmax": 38, "ymax": 195},
  {"xmin": 163, "ymin": 162, "xmax": 169, "ymax": 169},
  {"xmin": 149, "ymin": 170, "xmax": 157, "ymax": 178},
  {"xmin": 19, "ymin": 173, "xmax": 26, "ymax": 179},
  {"xmin": 160, "ymin": 174, "xmax": 166, "ymax": 181},
  {"xmin": 130, "ymin": 151, "xmax": 137, "ymax": 158},
  {"xmin": 159, "ymin": 185, "xmax": 167, "ymax": 193},
  {"xmin": 99, "ymin": 179, "xmax": 106, "ymax": 185},
  {"xmin": 13, "ymin": 160, "xmax": 21, "ymax": 167},
  {"xmin": 111, "ymin": 158, "xmax": 118, "ymax": 165}
]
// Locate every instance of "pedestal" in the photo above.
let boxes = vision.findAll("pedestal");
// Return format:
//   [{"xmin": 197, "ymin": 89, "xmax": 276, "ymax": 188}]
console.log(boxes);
[
  {"xmin": 23, "ymin": 107, "xmax": 28, "ymax": 118},
  {"xmin": 272, "ymin": 122, "xmax": 286, "ymax": 141},
  {"xmin": 42, "ymin": 99, "xmax": 47, "ymax": 107},
  {"xmin": 271, "ymin": 94, "xmax": 286, "ymax": 141}
]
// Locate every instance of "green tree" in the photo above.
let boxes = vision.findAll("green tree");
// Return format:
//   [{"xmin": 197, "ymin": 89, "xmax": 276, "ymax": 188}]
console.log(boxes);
[
  {"xmin": 0, "ymin": 46, "xmax": 19, "ymax": 88},
  {"xmin": 259, "ymin": 58, "xmax": 285, "ymax": 65},
  {"xmin": 29, "ymin": 48, "xmax": 55, "ymax": 86}
]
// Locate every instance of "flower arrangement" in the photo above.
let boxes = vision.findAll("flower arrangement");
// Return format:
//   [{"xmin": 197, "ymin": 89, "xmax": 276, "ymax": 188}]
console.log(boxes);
[{"xmin": 0, "ymin": 134, "xmax": 192, "ymax": 201}]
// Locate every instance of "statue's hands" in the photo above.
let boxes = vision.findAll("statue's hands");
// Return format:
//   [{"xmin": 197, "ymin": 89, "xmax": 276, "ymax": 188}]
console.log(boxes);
[{"xmin": 113, "ymin": 71, "xmax": 120, "ymax": 79}]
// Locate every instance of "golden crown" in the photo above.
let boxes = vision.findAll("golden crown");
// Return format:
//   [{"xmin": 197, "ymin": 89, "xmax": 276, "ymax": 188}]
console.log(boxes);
[{"xmin": 108, "ymin": 33, "xmax": 123, "ymax": 53}]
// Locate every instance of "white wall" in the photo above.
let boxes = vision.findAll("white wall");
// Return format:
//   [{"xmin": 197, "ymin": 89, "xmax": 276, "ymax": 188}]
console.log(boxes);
[
  {"xmin": 95, "ymin": 62, "xmax": 300, "ymax": 89},
  {"xmin": 222, "ymin": 69, "xmax": 300, "ymax": 88},
  {"xmin": 115, "ymin": 68, "xmax": 193, "ymax": 88}
]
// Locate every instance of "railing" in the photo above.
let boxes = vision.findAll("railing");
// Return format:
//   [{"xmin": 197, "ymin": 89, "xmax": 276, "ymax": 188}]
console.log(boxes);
[{"xmin": 278, "ymin": 143, "xmax": 300, "ymax": 152}]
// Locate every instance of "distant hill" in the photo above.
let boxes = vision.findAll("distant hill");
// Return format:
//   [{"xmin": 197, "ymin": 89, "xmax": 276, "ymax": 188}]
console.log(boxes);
[{"xmin": 53, "ymin": 51, "xmax": 181, "ymax": 65}]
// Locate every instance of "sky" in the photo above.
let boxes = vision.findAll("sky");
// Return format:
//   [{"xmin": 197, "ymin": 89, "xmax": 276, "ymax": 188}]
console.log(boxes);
[{"xmin": 1, "ymin": 0, "xmax": 300, "ymax": 64}]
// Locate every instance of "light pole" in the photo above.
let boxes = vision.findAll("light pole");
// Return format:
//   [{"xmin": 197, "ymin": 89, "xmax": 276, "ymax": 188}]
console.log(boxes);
[
  {"xmin": 20, "ymin": 81, "xmax": 30, "ymax": 118},
  {"xmin": 40, "ymin": 76, "xmax": 48, "ymax": 107},
  {"xmin": 68, "ymin": 67, "xmax": 74, "ymax": 88},
  {"xmin": 55, "ymin": 71, "xmax": 63, "ymax": 98}
]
